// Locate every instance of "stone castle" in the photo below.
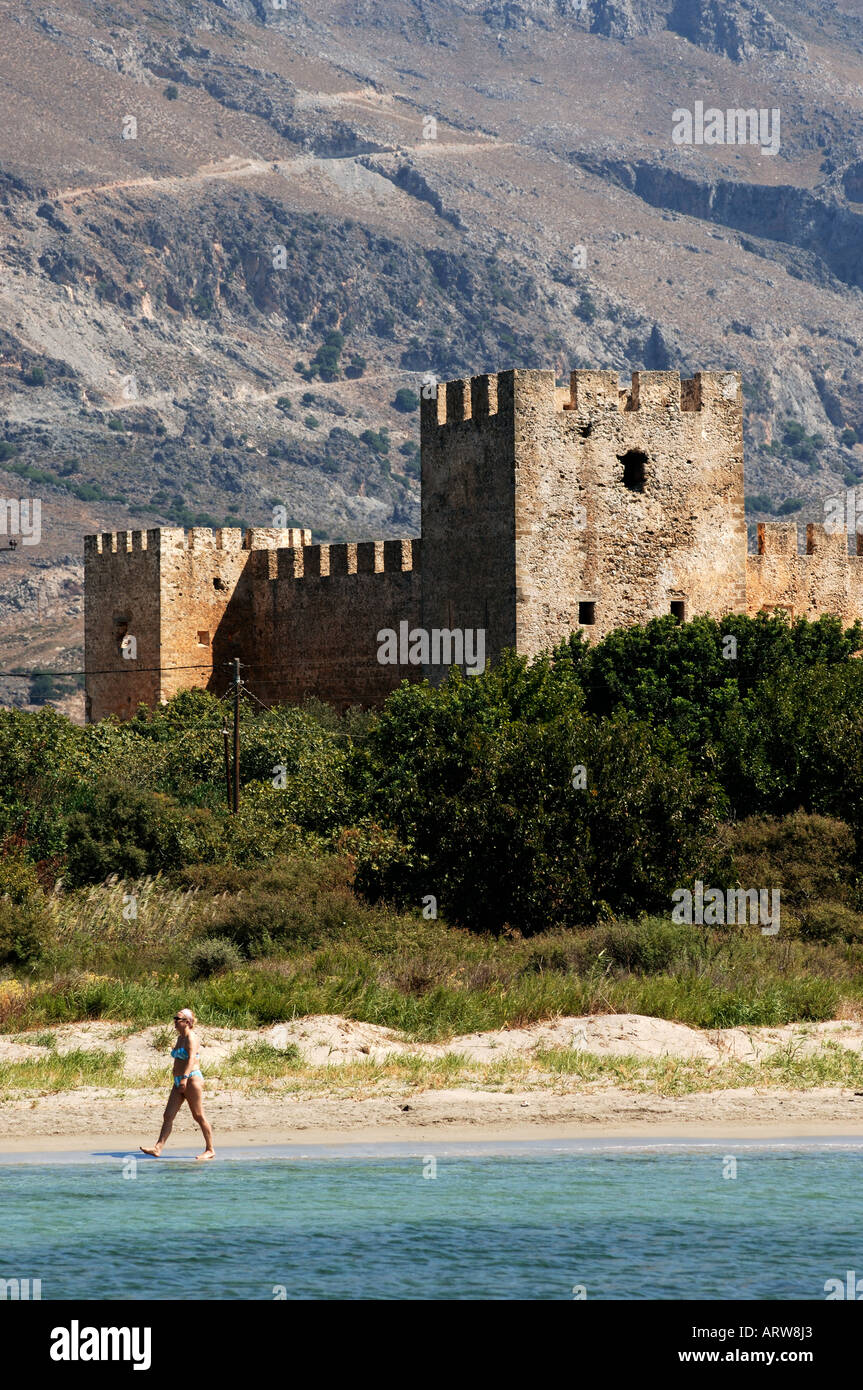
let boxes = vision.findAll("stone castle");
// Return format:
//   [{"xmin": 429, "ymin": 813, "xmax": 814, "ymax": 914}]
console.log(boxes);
[{"xmin": 84, "ymin": 368, "xmax": 863, "ymax": 722}]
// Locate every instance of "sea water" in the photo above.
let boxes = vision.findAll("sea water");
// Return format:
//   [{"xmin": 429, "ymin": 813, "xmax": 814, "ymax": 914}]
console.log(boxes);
[{"xmin": 1, "ymin": 1140, "xmax": 861, "ymax": 1300}]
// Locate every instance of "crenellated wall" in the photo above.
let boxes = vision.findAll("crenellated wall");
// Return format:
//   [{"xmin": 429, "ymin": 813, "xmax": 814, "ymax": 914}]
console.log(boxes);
[
  {"xmin": 420, "ymin": 367, "xmax": 747, "ymax": 659},
  {"xmin": 85, "ymin": 526, "xmax": 421, "ymax": 717},
  {"xmin": 252, "ymin": 538, "xmax": 422, "ymax": 708},
  {"xmin": 421, "ymin": 370, "xmax": 517, "ymax": 682},
  {"xmin": 85, "ymin": 365, "xmax": 863, "ymax": 723},
  {"xmin": 746, "ymin": 522, "xmax": 863, "ymax": 625},
  {"xmin": 85, "ymin": 529, "xmax": 165, "ymax": 722}
]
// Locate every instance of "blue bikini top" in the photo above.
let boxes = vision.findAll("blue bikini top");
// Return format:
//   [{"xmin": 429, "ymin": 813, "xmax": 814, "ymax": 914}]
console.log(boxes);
[{"xmin": 171, "ymin": 1046, "xmax": 189, "ymax": 1060}]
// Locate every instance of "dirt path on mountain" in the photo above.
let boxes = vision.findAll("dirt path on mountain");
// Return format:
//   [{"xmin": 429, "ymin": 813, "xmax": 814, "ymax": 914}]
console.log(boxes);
[{"xmin": 54, "ymin": 140, "xmax": 510, "ymax": 204}]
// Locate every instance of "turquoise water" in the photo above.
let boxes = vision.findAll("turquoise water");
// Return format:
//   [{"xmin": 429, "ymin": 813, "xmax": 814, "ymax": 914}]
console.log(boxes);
[{"xmin": 2, "ymin": 1141, "xmax": 861, "ymax": 1300}]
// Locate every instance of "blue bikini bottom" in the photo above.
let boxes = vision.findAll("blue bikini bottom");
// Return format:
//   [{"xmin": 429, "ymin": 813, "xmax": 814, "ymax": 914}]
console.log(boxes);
[{"xmin": 174, "ymin": 1069, "xmax": 203, "ymax": 1088}]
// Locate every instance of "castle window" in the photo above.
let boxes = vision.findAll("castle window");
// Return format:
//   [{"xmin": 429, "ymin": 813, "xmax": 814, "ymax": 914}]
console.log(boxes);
[
  {"xmin": 620, "ymin": 449, "xmax": 647, "ymax": 492},
  {"xmin": 670, "ymin": 601, "xmax": 686, "ymax": 622},
  {"xmin": 213, "ymin": 577, "xmax": 227, "ymax": 591},
  {"xmin": 578, "ymin": 601, "xmax": 596, "ymax": 626},
  {"xmin": 197, "ymin": 630, "xmax": 210, "ymax": 646}
]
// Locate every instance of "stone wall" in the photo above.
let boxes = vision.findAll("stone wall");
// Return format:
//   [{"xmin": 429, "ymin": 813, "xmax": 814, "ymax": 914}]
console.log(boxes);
[
  {"xmin": 84, "ymin": 530, "xmax": 163, "ymax": 722},
  {"xmin": 514, "ymin": 367, "xmax": 749, "ymax": 650},
  {"xmin": 420, "ymin": 371, "xmax": 517, "ymax": 684},
  {"xmin": 85, "ymin": 365, "xmax": 863, "ymax": 724},
  {"xmin": 746, "ymin": 522, "xmax": 863, "ymax": 624},
  {"xmin": 85, "ymin": 527, "xmax": 421, "ymax": 717},
  {"xmin": 156, "ymin": 526, "xmax": 310, "ymax": 705},
  {"xmin": 254, "ymin": 539, "xmax": 422, "ymax": 709}
]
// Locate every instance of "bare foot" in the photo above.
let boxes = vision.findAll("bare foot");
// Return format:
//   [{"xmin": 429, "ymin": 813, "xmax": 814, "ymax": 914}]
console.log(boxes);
[
  {"xmin": 140, "ymin": 1146, "xmax": 162, "ymax": 1157},
  {"xmin": 196, "ymin": 1150, "xmax": 215, "ymax": 1162}
]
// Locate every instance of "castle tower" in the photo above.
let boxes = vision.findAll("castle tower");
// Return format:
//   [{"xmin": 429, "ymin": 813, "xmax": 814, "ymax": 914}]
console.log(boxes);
[
  {"xmin": 87, "ymin": 364, "xmax": 863, "ymax": 724},
  {"xmin": 84, "ymin": 526, "xmax": 310, "ymax": 721},
  {"xmin": 421, "ymin": 367, "xmax": 748, "ymax": 675}
]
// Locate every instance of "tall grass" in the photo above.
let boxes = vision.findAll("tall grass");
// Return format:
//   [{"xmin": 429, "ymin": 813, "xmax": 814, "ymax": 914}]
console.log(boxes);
[{"xmin": 2, "ymin": 839, "xmax": 862, "ymax": 1038}]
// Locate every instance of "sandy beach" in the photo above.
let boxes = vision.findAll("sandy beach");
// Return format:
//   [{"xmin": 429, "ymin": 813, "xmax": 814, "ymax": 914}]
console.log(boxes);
[
  {"xmin": 2, "ymin": 1085, "xmax": 863, "ymax": 1154},
  {"xmin": 3, "ymin": 1012, "xmax": 863, "ymax": 1151}
]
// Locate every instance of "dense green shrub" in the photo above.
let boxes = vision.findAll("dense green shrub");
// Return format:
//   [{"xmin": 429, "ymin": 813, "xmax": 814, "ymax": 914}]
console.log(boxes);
[
  {"xmin": 0, "ymin": 852, "xmax": 43, "ymax": 902},
  {"xmin": 189, "ymin": 937, "xmax": 243, "ymax": 979},
  {"xmin": 554, "ymin": 613, "xmax": 863, "ymax": 825},
  {"xmin": 63, "ymin": 781, "xmax": 222, "ymax": 886},
  {"xmin": 797, "ymin": 902, "xmax": 863, "ymax": 943},
  {"xmin": 4, "ymin": 613, "xmax": 863, "ymax": 935},
  {"xmin": 725, "ymin": 813, "xmax": 859, "ymax": 910},
  {"xmin": 352, "ymin": 654, "xmax": 731, "ymax": 932},
  {"xmin": 592, "ymin": 918, "xmax": 716, "ymax": 974},
  {"xmin": 0, "ymin": 898, "xmax": 52, "ymax": 965}
]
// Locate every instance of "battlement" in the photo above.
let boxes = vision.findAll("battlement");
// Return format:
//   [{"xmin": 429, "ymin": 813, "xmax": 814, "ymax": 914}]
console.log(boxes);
[
  {"xmin": 85, "ymin": 361, "xmax": 862, "ymax": 724},
  {"xmin": 421, "ymin": 368, "xmax": 742, "ymax": 431},
  {"xmin": 747, "ymin": 522, "xmax": 863, "ymax": 626},
  {"xmin": 754, "ymin": 521, "xmax": 863, "ymax": 557},
  {"xmin": 85, "ymin": 526, "xmax": 313, "ymax": 557},
  {"xmin": 273, "ymin": 538, "xmax": 421, "ymax": 580}
]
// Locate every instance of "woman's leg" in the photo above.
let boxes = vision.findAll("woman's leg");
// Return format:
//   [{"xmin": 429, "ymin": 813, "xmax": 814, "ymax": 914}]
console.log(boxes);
[
  {"xmin": 185, "ymin": 1078, "xmax": 215, "ymax": 1160},
  {"xmin": 140, "ymin": 1085, "xmax": 185, "ymax": 1156}
]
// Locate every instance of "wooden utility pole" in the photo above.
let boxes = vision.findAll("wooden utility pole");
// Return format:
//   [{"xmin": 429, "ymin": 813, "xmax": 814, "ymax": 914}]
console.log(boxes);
[
  {"xmin": 232, "ymin": 657, "xmax": 241, "ymax": 814},
  {"xmin": 222, "ymin": 727, "xmax": 232, "ymax": 811}
]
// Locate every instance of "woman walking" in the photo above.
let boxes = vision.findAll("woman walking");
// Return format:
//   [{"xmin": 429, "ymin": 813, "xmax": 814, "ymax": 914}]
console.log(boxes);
[{"xmin": 141, "ymin": 1008, "xmax": 215, "ymax": 1160}]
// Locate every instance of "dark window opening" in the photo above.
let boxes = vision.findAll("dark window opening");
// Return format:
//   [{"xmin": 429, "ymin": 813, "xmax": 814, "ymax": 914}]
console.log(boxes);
[
  {"xmin": 213, "ymin": 576, "xmax": 227, "ymax": 591},
  {"xmin": 620, "ymin": 449, "xmax": 647, "ymax": 492},
  {"xmin": 670, "ymin": 600, "xmax": 686, "ymax": 622},
  {"xmin": 578, "ymin": 600, "xmax": 596, "ymax": 626}
]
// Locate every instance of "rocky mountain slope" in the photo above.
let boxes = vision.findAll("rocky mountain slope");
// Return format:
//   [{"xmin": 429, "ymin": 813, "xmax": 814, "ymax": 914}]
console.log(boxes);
[{"xmin": 2, "ymin": 0, "xmax": 863, "ymax": 715}]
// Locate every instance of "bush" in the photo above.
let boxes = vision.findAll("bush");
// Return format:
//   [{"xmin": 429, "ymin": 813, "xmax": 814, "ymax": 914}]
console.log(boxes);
[
  {"xmin": 0, "ymin": 852, "xmax": 42, "ymax": 902},
  {"xmin": 63, "ymin": 780, "xmax": 222, "ymax": 886},
  {"xmin": 164, "ymin": 84, "xmax": 179, "ymax": 100},
  {"xmin": 206, "ymin": 853, "xmax": 377, "ymax": 957},
  {"xmin": 593, "ymin": 918, "xmax": 713, "ymax": 974},
  {"xmin": 0, "ymin": 898, "xmax": 52, "ymax": 966},
  {"xmin": 189, "ymin": 937, "xmax": 243, "ymax": 979},
  {"xmin": 725, "ymin": 813, "xmax": 858, "ymax": 910},
  {"xmin": 352, "ymin": 654, "xmax": 731, "ymax": 932},
  {"xmin": 393, "ymin": 388, "xmax": 419, "ymax": 413},
  {"xmin": 359, "ymin": 428, "xmax": 390, "ymax": 456},
  {"xmin": 29, "ymin": 672, "xmax": 60, "ymax": 706},
  {"xmin": 797, "ymin": 902, "xmax": 863, "ymax": 943}
]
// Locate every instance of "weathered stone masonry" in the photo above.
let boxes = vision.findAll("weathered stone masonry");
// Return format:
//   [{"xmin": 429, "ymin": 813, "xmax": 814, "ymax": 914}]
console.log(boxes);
[{"xmin": 85, "ymin": 368, "xmax": 863, "ymax": 721}]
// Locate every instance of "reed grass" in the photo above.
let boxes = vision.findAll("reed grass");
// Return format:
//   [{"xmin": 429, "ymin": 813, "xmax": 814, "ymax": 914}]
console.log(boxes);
[{"xmin": 3, "ymin": 852, "xmax": 862, "ymax": 1039}]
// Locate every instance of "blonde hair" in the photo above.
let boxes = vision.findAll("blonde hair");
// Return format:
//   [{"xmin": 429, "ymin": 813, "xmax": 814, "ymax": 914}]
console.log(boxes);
[{"xmin": 176, "ymin": 1008, "xmax": 196, "ymax": 1025}]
